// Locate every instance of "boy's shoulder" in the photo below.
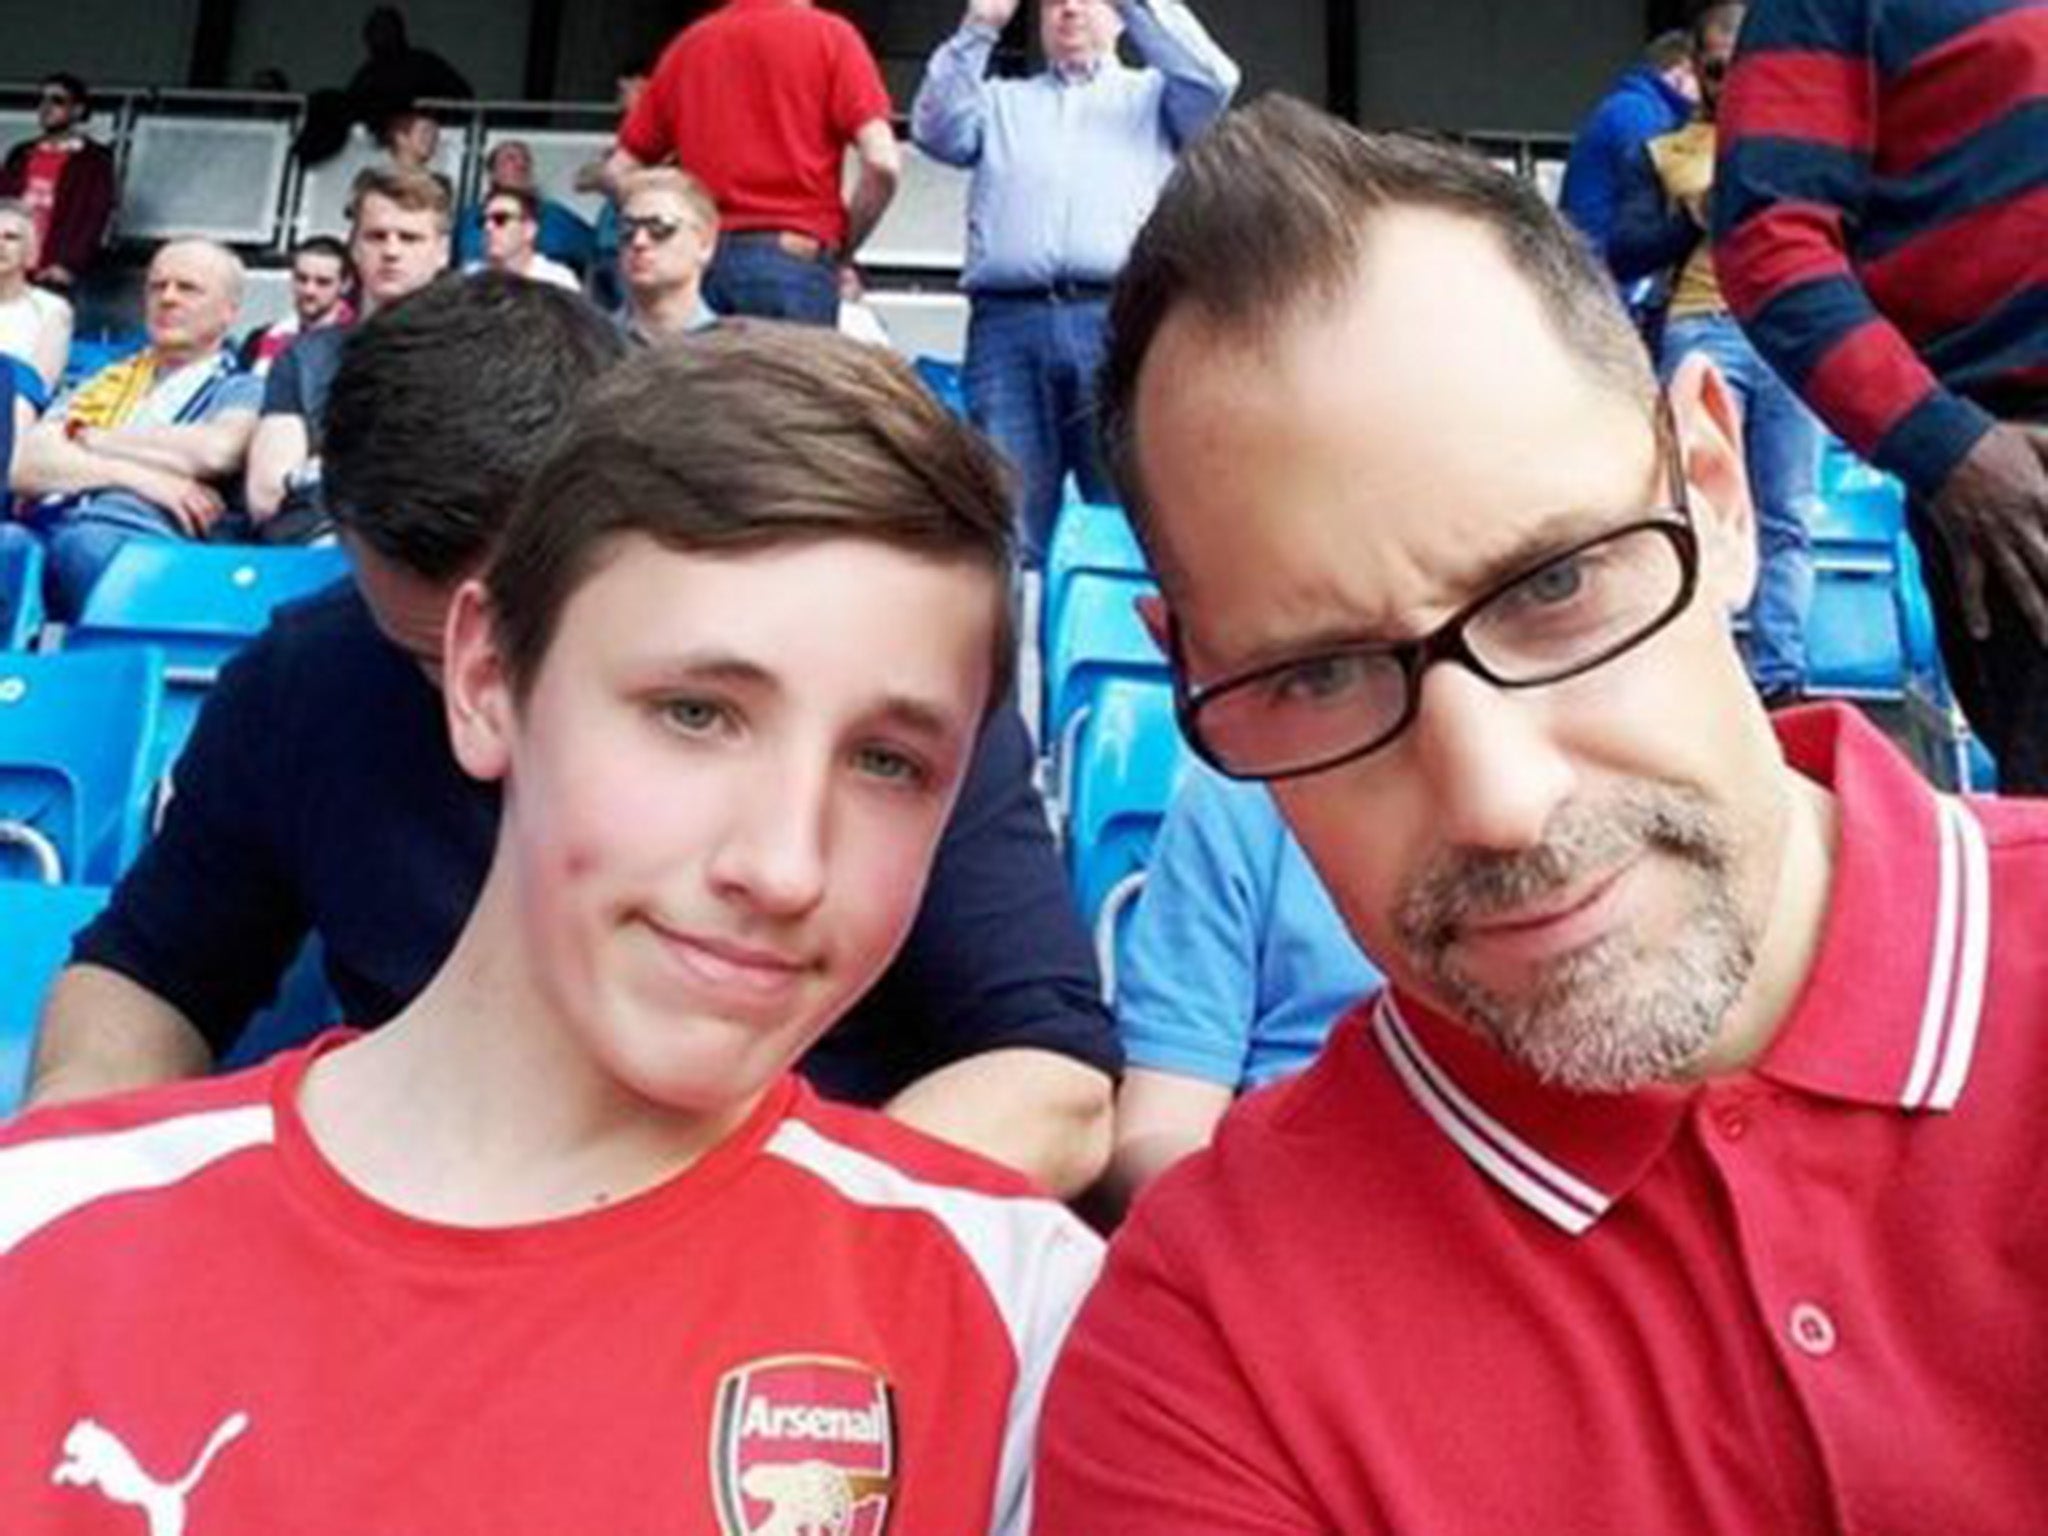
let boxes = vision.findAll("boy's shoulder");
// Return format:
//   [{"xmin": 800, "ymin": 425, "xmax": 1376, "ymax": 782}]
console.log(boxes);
[{"xmin": 0, "ymin": 1053, "xmax": 282, "ymax": 1155}]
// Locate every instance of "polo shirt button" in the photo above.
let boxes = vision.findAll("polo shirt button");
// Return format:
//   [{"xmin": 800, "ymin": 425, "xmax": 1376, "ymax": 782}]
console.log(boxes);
[
  {"xmin": 1714, "ymin": 1107, "xmax": 1750, "ymax": 1141},
  {"xmin": 1789, "ymin": 1302, "xmax": 1838, "ymax": 1358}
]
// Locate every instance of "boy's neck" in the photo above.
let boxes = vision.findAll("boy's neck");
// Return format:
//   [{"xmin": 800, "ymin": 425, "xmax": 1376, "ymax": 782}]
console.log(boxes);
[{"xmin": 297, "ymin": 882, "xmax": 769, "ymax": 1227}]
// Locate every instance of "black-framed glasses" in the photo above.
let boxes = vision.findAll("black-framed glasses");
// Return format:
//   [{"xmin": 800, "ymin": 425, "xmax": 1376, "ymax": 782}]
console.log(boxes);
[
  {"xmin": 620, "ymin": 214, "xmax": 684, "ymax": 245},
  {"xmin": 1171, "ymin": 396, "xmax": 1700, "ymax": 782}
]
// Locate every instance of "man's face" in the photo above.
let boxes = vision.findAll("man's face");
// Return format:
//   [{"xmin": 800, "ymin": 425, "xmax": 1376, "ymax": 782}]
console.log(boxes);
[
  {"xmin": 1040, "ymin": 0, "xmax": 1121, "ymax": 70},
  {"xmin": 481, "ymin": 194, "xmax": 538, "ymax": 270},
  {"xmin": 1696, "ymin": 17, "xmax": 1742, "ymax": 116},
  {"xmin": 145, "ymin": 243, "xmax": 238, "ymax": 357},
  {"xmin": 347, "ymin": 537, "xmax": 456, "ymax": 682},
  {"xmin": 394, "ymin": 115, "xmax": 440, "ymax": 166},
  {"xmin": 289, "ymin": 250, "xmax": 348, "ymax": 325},
  {"xmin": 487, "ymin": 142, "xmax": 535, "ymax": 190},
  {"xmin": 444, "ymin": 534, "xmax": 996, "ymax": 1121},
  {"xmin": 619, "ymin": 189, "xmax": 716, "ymax": 302},
  {"xmin": 36, "ymin": 83, "xmax": 81, "ymax": 135},
  {"xmin": 351, "ymin": 193, "xmax": 449, "ymax": 310},
  {"xmin": 1136, "ymin": 209, "xmax": 1789, "ymax": 1092}
]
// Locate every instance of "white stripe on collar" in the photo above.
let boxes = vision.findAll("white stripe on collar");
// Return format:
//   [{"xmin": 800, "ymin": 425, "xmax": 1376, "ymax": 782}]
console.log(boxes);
[
  {"xmin": 1372, "ymin": 996, "xmax": 1612, "ymax": 1236},
  {"xmin": 1901, "ymin": 796, "xmax": 1990, "ymax": 1112}
]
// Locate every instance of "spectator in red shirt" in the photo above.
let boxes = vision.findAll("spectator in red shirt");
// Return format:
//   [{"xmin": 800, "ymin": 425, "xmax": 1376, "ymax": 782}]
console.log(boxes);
[
  {"xmin": 0, "ymin": 73, "xmax": 116, "ymax": 293},
  {"xmin": 602, "ymin": 0, "xmax": 902, "ymax": 326},
  {"xmin": 1036, "ymin": 95, "xmax": 2048, "ymax": 1534}
]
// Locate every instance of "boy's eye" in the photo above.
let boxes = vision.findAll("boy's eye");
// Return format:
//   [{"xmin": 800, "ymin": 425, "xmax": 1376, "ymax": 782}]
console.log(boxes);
[
  {"xmin": 661, "ymin": 697, "xmax": 731, "ymax": 736},
  {"xmin": 853, "ymin": 743, "xmax": 929, "ymax": 788}
]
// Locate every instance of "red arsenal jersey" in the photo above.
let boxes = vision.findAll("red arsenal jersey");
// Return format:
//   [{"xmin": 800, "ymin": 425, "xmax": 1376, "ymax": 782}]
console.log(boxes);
[
  {"xmin": 1038, "ymin": 705, "xmax": 2048, "ymax": 1534},
  {"xmin": 0, "ymin": 1039, "xmax": 1100, "ymax": 1532}
]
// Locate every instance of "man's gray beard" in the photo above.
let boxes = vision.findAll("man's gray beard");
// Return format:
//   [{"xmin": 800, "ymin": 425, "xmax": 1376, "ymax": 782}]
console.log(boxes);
[{"xmin": 1394, "ymin": 783, "xmax": 1757, "ymax": 1093}]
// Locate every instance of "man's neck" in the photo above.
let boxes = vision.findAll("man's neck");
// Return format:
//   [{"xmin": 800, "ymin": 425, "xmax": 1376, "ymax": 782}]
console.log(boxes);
[
  {"xmin": 38, "ymin": 128, "xmax": 80, "ymax": 149},
  {"xmin": 0, "ymin": 273, "xmax": 27, "ymax": 304},
  {"xmin": 150, "ymin": 341, "xmax": 214, "ymax": 373},
  {"xmin": 629, "ymin": 281, "xmax": 707, "ymax": 339}
]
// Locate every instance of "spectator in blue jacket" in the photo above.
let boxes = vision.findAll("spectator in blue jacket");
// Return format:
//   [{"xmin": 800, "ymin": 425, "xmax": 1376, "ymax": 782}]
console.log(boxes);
[{"xmin": 1558, "ymin": 31, "xmax": 1696, "ymax": 276}]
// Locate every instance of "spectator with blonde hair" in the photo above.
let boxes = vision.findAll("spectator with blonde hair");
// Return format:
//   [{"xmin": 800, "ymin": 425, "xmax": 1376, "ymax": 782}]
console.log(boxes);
[
  {"xmin": 616, "ymin": 168, "xmax": 719, "ymax": 344},
  {"xmin": 0, "ymin": 199, "xmax": 72, "ymax": 403}
]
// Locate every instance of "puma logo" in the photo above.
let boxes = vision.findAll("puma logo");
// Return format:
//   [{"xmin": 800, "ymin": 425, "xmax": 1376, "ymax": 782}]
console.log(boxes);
[
  {"xmin": 51, "ymin": 1412, "xmax": 249, "ymax": 1536},
  {"xmin": 741, "ymin": 1460, "xmax": 892, "ymax": 1536}
]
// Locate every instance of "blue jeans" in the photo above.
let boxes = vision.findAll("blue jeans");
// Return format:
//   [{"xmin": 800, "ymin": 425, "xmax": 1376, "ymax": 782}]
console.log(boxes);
[
  {"xmin": 703, "ymin": 235, "xmax": 839, "ymax": 325},
  {"xmin": 965, "ymin": 294, "xmax": 1116, "ymax": 568},
  {"xmin": 28, "ymin": 491, "xmax": 185, "ymax": 621},
  {"xmin": 1662, "ymin": 314, "xmax": 1823, "ymax": 693}
]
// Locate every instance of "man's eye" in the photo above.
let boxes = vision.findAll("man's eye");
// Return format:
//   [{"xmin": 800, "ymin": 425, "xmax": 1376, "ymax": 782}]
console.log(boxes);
[
  {"xmin": 1514, "ymin": 557, "xmax": 1587, "ymax": 608},
  {"xmin": 1266, "ymin": 652, "xmax": 1373, "ymax": 706}
]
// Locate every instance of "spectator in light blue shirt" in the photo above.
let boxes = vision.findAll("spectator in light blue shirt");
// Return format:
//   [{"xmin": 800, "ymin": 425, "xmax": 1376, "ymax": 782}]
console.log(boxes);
[
  {"xmin": 911, "ymin": 0, "xmax": 1237, "ymax": 566},
  {"xmin": 1105, "ymin": 761, "xmax": 1380, "ymax": 1212}
]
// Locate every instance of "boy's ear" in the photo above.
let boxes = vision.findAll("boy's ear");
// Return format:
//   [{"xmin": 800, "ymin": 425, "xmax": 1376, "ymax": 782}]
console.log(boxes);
[
  {"xmin": 443, "ymin": 579, "xmax": 516, "ymax": 783},
  {"xmin": 1666, "ymin": 351, "xmax": 1758, "ymax": 616}
]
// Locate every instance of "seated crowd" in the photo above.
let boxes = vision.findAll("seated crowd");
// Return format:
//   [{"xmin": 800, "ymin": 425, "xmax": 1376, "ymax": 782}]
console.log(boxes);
[{"xmin": 2, "ymin": 0, "xmax": 2045, "ymax": 1527}]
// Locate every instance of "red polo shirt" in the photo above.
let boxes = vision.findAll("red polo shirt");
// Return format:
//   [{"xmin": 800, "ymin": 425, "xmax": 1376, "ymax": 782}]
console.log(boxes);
[
  {"xmin": 1038, "ymin": 706, "xmax": 2048, "ymax": 1535},
  {"xmin": 618, "ymin": 0, "xmax": 892, "ymax": 251}
]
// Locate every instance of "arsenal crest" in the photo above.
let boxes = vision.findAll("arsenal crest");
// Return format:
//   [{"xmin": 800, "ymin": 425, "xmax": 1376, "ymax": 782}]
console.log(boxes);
[{"xmin": 711, "ymin": 1355, "xmax": 898, "ymax": 1536}]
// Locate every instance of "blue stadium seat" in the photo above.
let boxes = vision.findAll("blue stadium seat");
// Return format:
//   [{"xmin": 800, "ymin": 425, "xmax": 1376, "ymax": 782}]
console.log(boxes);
[
  {"xmin": 66, "ymin": 542, "xmax": 349, "ymax": 781},
  {"xmin": 1044, "ymin": 568, "xmax": 1164, "ymax": 737},
  {"xmin": 1813, "ymin": 440, "xmax": 1905, "ymax": 555},
  {"xmin": 1, "ymin": 529, "xmax": 43, "ymax": 651},
  {"xmin": 0, "ymin": 649, "xmax": 161, "ymax": 885},
  {"xmin": 1805, "ymin": 561, "xmax": 1906, "ymax": 701},
  {"xmin": 913, "ymin": 356, "xmax": 967, "ymax": 419},
  {"xmin": 0, "ymin": 882, "xmax": 110, "ymax": 1114},
  {"xmin": 1043, "ymin": 500, "xmax": 1148, "ymax": 659},
  {"xmin": 1064, "ymin": 677, "xmax": 1189, "ymax": 991}
]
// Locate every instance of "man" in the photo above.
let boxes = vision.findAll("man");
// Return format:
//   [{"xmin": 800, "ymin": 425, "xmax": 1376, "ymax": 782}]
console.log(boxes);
[
  {"xmin": 244, "ymin": 166, "xmax": 450, "ymax": 533},
  {"xmin": 1614, "ymin": 2, "xmax": 1822, "ymax": 705},
  {"xmin": 0, "ymin": 199, "xmax": 74, "ymax": 401},
  {"xmin": 241, "ymin": 236, "xmax": 355, "ymax": 377},
  {"xmin": 1714, "ymin": 0, "xmax": 2048, "ymax": 791},
  {"xmin": 7, "ymin": 240, "xmax": 259, "ymax": 617},
  {"xmin": 1557, "ymin": 30, "xmax": 1696, "ymax": 277},
  {"xmin": 1, "ymin": 321, "xmax": 1098, "ymax": 1531},
  {"xmin": 467, "ymin": 185, "xmax": 581, "ymax": 291},
  {"xmin": 1105, "ymin": 761, "xmax": 1378, "ymax": 1211},
  {"xmin": 29, "ymin": 277, "xmax": 1117, "ymax": 1198},
  {"xmin": 604, "ymin": 0, "xmax": 901, "ymax": 326},
  {"xmin": 0, "ymin": 72, "xmax": 115, "ymax": 292},
  {"xmin": 911, "ymin": 0, "xmax": 1237, "ymax": 566},
  {"xmin": 616, "ymin": 169, "xmax": 719, "ymax": 343},
  {"xmin": 455, "ymin": 139, "xmax": 595, "ymax": 273},
  {"xmin": 347, "ymin": 3, "xmax": 473, "ymax": 127},
  {"xmin": 1036, "ymin": 97, "xmax": 2048, "ymax": 1530}
]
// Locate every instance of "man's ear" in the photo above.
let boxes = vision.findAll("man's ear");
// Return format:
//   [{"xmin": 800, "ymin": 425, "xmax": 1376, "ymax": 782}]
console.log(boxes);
[
  {"xmin": 443, "ymin": 578, "xmax": 515, "ymax": 783},
  {"xmin": 1666, "ymin": 351, "xmax": 1757, "ymax": 616}
]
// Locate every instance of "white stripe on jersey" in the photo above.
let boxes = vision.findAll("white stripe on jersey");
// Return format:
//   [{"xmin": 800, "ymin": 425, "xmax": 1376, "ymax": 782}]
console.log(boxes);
[
  {"xmin": 765, "ymin": 1119, "xmax": 1104, "ymax": 1536},
  {"xmin": 0, "ymin": 1105, "xmax": 274, "ymax": 1256}
]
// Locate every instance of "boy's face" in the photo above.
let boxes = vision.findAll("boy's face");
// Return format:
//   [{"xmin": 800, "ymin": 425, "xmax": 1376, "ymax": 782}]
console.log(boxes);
[{"xmin": 446, "ymin": 533, "xmax": 998, "ymax": 1123}]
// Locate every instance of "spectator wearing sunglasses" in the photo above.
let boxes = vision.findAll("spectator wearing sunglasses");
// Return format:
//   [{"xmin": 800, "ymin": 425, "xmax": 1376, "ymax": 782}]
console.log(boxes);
[
  {"xmin": 615, "ymin": 169, "xmax": 719, "ymax": 345},
  {"xmin": 0, "ymin": 73, "xmax": 115, "ymax": 293},
  {"xmin": 466, "ymin": 185, "xmax": 581, "ymax": 292}
]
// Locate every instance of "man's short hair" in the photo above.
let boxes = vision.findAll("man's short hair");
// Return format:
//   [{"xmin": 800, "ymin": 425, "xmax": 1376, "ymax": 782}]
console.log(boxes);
[
  {"xmin": 1643, "ymin": 29, "xmax": 1692, "ymax": 72},
  {"xmin": 1101, "ymin": 95, "xmax": 1655, "ymax": 557},
  {"xmin": 348, "ymin": 164, "xmax": 452, "ymax": 231},
  {"xmin": 619, "ymin": 166, "xmax": 719, "ymax": 232},
  {"xmin": 487, "ymin": 322, "xmax": 1017, "ymax": 704},
  {"xmin": 323, "ymin": 271, "xmax": 626, "ymax": 581},
  {"xmin": 41, "ymin": 72, "xmax": 90, "ymax": 115},
  {"xmin": 292, "ymin": 233, "xmax": 354, "ymax": 279},
  {"xmin": 483, "ymin": 183, "xmax": 540, "ymax": 223}
]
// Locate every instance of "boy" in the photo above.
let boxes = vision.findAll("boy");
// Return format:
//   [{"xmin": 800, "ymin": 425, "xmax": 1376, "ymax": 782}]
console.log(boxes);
[{"xmin": 0, "ymin": 325, "xmax": 1100, "ymax": 1531}]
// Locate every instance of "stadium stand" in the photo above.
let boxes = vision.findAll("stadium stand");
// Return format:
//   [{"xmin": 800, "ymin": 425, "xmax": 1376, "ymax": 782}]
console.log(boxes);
[
  {"xmin": 0, "ymin": 647, "xmax": 160, "ymax": 885},
  {"xmin": 0, "ymin": 534, "xmax": 42, "ymax": 651},
  {"xmin": 63, "ymin": 541, "xmax": 349, "ymax": 789},
  {"xmin": 0, "ymin": 881, "xmax": 109, "ymax": 1114}
]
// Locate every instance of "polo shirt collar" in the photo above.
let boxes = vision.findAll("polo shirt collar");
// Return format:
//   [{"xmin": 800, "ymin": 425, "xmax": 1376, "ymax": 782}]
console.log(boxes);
[{"xmin": 1372, "ymin": 704, "xmax": 1993, "ymax": 1237}]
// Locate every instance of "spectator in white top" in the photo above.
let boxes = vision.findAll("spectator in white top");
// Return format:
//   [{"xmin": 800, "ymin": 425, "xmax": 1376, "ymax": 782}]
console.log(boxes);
[
  {"xmin": 468, "ymin": 185, "xmax": 581, "ymax": 292},
  {"xmin": 0, "ymin": 199, "xmax": 72, "ymax": 404}
]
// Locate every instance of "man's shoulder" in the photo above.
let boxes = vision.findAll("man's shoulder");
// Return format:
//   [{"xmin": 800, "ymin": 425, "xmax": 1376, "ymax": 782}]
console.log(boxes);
[{"xmin": 213, "ymin": 584, "xmax": 392, "ymax": 707}]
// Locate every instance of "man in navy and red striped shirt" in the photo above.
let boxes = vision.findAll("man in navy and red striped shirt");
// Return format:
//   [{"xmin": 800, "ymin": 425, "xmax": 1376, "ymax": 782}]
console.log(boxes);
[{"xmin": 1712, "ymin": 0, "xmax": 2048, "ymax": 792}]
